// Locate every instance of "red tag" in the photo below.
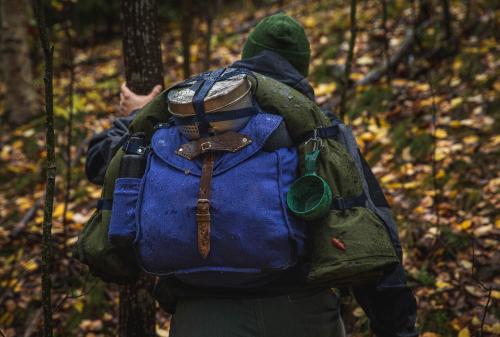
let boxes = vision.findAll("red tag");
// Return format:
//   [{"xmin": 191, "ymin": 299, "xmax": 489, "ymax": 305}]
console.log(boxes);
[{"xmin": 331, "ymin": 237, "xmax": 346, "ymax": 251}]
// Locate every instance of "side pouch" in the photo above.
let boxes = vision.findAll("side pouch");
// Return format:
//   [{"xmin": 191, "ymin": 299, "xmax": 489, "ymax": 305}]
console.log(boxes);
[
  {"xmin": 109, "ymin": 178, "xmax": 142, "ymax": 247},
  {"xmin": 307, "ymin": 207, "xmax": 399, "ymax": 286},
  {"xmin": 303, "ymin": 140, "xmax": 398, "ymax": 286},
  {"xmin": 74, "ymin": 209, "xmax": 139, "ymax": 284}
]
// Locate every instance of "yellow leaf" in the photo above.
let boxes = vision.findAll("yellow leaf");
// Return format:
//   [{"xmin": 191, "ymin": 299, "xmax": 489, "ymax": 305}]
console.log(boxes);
[
  {"xmin": 357, "ymin": 55, "xmax": 374, "ymax": 66},
  {"xmin": 435, "ymin": 280, "xmax": 452, "ymax": 289},
  {"xmin": 415, "ymin": 83, "xmax": 430, "ymax": 91},
  {"xmin": 381, "ymin": 173, "xmax": 397, "ymax": 184},
  {"xmin": 360, "ymin": 132, "xmax": 375, "ymax": 142},
  {"xmin": 495, "ymin": 218, "xmax": 500, "ymax": 229},
  {"xmin": 315, "ymin": 83, "xmax": 337, "ymax": 96},
  {"xmin": 459, "ymin": 220, "xmax": 472, "ymax": 230},
  {"xmin": 403, "ymin": 181, "xmax": 418, "ymax": 189},
  {"xmin": 450, "ymin": 97, "xmax": 463, "ymax": 109},
  {"xmin": 349, "ymin": 73, "xmax": 364, "ymax": 81},
  {"xmin": 449, "ymin": 120, "xmax": 462, "ymax": 128},
  {"xmin": 435, "ymin": 128, "xmax": 448, "ymax": 139},
  {"xmin": 352, "ymin": 307, "xmax": 365, "ymax": 318},
  {"xmin": 21, "ymin": 259, "xmax": 38, "ymax": 272},
  {"xmin": 474, "ymin": 74, "xmax": 487, "ymax": 83},
  {"xmin": 414, "ymin": 206, "xmax": 426, "ymax": 214},
  {"xmin": 422, "ymin": 332, "xmax": 441, "ymax": 337},
  {"xmin": 486, "ymin": 323, "xmax": 500, "ymax": 334},
  {"xmin": 463, "ymin": 135, "xmax": 479, "ymax": 145},
  {"xmin": 53, "ymin": 204, "xmax": 65, "ymax": 218},
  {"xmin": 303, "ymin": 16, "xmax": 316, "ymax": 28},
  {"xmin": 491, "ymin": 290, "xmax": 500, "ymax": 300},
  {"xmin": 458, "ymin": 327, "xmax": 470, "ymax": 337},
  {"xmin": 74, "ymin": 300, "xmax": 84, "ymax": 313},
  {"xmin": 157, "ymin": 327, "xmax": 170, "ymax": 337}
]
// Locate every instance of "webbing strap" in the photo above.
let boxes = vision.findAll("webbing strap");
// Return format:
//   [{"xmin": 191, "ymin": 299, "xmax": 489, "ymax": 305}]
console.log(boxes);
[
  {"xmin": 192, "ymin": 68, "xmax": 226, "ymax": 137},
  {"xmin": 96, "ymin": 199, "xmax": 113, "ymax": 211},
  {"xmin": 173, "ymin": 106, "xmax": 257, "ymax": 126},
  {"xmin": 299, "ymin": 125, "xmax": 340, "ymax": 144},
  {"xmin": 331, "ymin": 193, "xmax": 367, "ymax": 210}
]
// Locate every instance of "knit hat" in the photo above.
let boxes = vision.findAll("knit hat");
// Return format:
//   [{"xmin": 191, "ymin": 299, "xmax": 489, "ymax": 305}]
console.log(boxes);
[{"xmin": 242, "ymin": 13, "xmax": 311, "ymax": 77}]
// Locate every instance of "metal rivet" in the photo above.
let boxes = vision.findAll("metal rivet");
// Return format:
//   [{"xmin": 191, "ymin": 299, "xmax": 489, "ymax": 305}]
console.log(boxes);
[
  {"xmin": 242, "ymin": 138, "xmax": 248, "ymax": 143},
  {"xmin": 179, "ymin": 148, "xmax": 183, "ymax": 152},
  {"xmin": 138, "ymin": 149, "xmax": 143, "ymax": 153}
]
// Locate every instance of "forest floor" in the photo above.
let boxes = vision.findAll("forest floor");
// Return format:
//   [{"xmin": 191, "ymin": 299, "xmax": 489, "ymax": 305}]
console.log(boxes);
[{"xmin": 0, "ymin": 0, "xmax": 498, "ymax": 336}]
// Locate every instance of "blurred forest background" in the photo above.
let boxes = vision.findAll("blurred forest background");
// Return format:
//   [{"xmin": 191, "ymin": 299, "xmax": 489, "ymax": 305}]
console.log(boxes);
[{"xmin": 0, "ymin": 0, "xmax": 498, "ymax": 336}]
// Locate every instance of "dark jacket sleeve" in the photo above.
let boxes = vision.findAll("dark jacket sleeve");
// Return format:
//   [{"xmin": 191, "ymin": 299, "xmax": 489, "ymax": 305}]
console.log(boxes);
[
  {"xmin": 352, "ymin": 153, "xmax": 418, "ymax": 337},
  {"xmin": 85, "ymin": 113, "xmax": 136, "ymax": 185},
  {"xmin": 352, "ymin": 265, "xmax": 418, "ymax": 337}
]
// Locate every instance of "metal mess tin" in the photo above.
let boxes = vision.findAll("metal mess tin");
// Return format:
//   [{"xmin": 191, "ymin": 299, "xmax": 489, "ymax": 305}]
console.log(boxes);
[{"xmin": 167, "ymin": 73, "xmax": 253, "ymax": 139}]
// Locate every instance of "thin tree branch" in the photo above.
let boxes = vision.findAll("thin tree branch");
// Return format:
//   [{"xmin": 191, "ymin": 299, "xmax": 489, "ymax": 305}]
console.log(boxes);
[{"xmin": 31, "ymin": 0, "xmax": 55, "ymax": 336}]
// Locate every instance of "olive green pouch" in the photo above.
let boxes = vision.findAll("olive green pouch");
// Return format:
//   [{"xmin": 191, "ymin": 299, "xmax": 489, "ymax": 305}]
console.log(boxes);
[{"xmin": 253, "ymin": 73, "xmax": 399, "ymax": 286}]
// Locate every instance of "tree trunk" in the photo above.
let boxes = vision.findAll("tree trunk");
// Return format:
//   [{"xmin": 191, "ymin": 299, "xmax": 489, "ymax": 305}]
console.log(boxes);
[
  {"xmin": 1, "ymin": 0, "xmax": 38, "ymax": 126},
  {"xmin": 441, "ymin": 0, "xmax": 452, "ymax": 39},
  {"xmin": 338, "ymin": 0, "xmax": 357, "ymax": 121},
  {"xmin": 181, "ymin": 0, "xmax": 193, "ymax": 79},
  {"xmin": 119, "ymin": 0, "xmax": 163, "ymax": 336},
  {"xmin": 381, "ymin": 0, "xmax": 391, "ymax": 86},
  {"xmin": 121, "ymin": 0, "xmax": 163, "ymax": 95},
  {"xmin": 204, "ymin": 3, "xmax": 214, "ymax": 71},
  {"xmin": 32, "ymin": 0, "xmax": 55, "ymax": 336}
]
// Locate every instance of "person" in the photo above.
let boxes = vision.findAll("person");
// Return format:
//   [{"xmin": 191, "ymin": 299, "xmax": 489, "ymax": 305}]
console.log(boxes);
[{"xmin": 85, "ymin": 13, "xmax": 417, "ymax": 337}]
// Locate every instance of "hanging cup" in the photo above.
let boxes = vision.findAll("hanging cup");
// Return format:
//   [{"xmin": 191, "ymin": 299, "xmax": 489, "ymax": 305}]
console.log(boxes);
[{"xmin": 287, "ymin": 144, "xmax": 333, "ymax": 220}]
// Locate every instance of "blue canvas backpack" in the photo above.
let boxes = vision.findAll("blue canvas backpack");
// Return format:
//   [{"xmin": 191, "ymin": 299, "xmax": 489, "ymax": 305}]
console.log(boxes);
[{"xmin": 108, "ymin": 109, "xmax": 306, "ymax": 288}]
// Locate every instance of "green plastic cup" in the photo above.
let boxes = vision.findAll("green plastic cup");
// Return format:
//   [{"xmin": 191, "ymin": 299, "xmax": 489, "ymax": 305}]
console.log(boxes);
[{"xmin": 287, "ymin": 150, "xmax": 332, "ymax": 220}]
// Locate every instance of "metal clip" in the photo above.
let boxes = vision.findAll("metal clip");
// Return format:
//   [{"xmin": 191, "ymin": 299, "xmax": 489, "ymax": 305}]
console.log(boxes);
[{"xmin": 304, "ymin": 129, "xmax": 323, "ymax": 152}]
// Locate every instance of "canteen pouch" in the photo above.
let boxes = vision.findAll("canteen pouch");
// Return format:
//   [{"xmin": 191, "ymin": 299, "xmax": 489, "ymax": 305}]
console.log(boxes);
[
  {"xmin": 300, "ymin": 140, "xmax": 399, "ymax": 286},
  {"xmin": 108, "ymin": 178, "xmax": 142, "ymax": 247}
]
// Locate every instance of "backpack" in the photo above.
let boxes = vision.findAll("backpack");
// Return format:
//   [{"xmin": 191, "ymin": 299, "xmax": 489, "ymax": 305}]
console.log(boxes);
[
  {"xmin": 108, "ymin": 112, "xmax": 306, "ymax": 288},
  {"xmin": 75, "ymin": 68, "xmax": 399, "ymax": 287}
]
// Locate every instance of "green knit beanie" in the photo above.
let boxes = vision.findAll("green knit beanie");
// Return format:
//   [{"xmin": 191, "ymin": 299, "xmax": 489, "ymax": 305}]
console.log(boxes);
[{"xmin": 242, "ymin": 13, "xmax": 311, "ymax": 77}]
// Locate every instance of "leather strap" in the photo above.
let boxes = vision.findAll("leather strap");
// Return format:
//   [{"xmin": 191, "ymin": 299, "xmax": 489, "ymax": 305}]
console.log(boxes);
[
  {"xmin": 196, "ymin": 152, "xmax": 215, "ymax": 259},
  {"xmin": 176, "ymin": 131, "xmax": 252, "ymax": 160}
]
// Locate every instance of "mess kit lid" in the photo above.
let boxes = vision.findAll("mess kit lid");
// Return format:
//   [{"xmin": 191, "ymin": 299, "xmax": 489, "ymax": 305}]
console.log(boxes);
[{"xmin": 167, "ymin": 74, "xmax": 252, "ymax": 117}]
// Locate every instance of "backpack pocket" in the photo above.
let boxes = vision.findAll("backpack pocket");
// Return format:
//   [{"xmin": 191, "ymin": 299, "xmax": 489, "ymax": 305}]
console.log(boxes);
[
  {"xmin": 74, "ymin": 208, "xmax": 140, "ymax": 284},
  {"xmin": 307, "ymin": 207, "xmax": 399, "ymax": 286},
  {"xmin": 108, "ymin": 177, "xmax": 142, "ymax": 247}
]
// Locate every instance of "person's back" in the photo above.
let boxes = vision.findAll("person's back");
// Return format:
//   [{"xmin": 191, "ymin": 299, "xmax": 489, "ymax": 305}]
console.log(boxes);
[{"xmin": 85, "ymin": 13, "xmax": 417, "ymax": 337}]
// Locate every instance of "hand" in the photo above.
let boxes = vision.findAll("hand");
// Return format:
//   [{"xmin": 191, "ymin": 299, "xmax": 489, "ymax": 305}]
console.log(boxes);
[{"xmin": 119, "ymin": 83, "xmax": 162, "ymax": 115}]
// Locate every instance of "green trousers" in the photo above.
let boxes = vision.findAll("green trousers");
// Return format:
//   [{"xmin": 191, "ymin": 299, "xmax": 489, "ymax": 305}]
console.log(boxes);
[{"xmin": 169, "ymin": 288, "xmax": 345, "ymax": 337}]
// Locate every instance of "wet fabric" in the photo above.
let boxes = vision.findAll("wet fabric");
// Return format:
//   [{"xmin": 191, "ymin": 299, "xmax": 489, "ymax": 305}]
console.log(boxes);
[
  {"xmin": 109, "ymin": 113, "xmax": 307, "ymax": 288},
  {"xmin": 169, "ymin": 288, "xmax": 345, "ymax": 337}
]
